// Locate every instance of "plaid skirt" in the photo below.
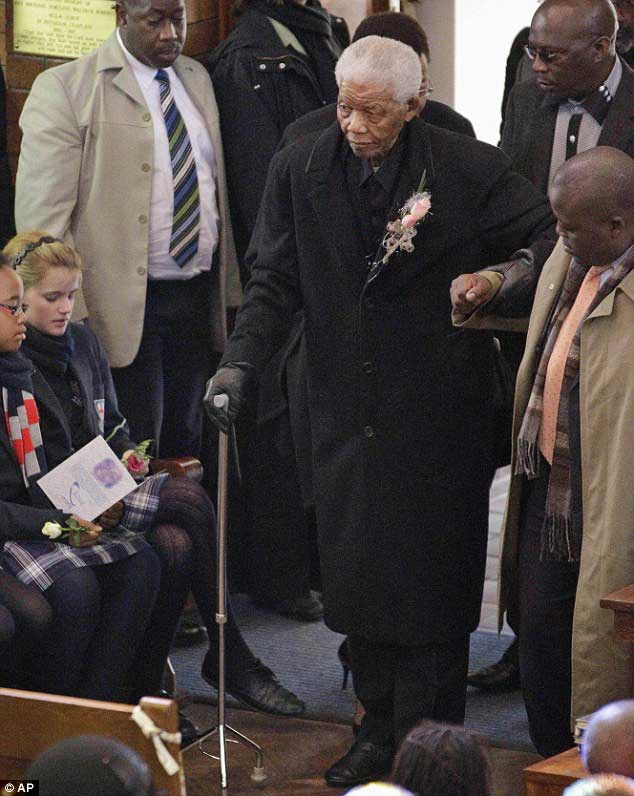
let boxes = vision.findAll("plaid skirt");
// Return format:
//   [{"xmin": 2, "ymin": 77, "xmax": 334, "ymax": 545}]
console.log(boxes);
[{"xmin": 2, "ymin": 472, "xmax": 169, "ymax": 591}]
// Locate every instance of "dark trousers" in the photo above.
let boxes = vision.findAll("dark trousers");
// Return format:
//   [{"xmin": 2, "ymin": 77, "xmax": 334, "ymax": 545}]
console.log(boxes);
[
  {"xmin": 518, "ymin": 472, "xmax": 579, "ymax": 757},
  {"xmin": 42, "ymin": 547, "xmax": 161, "ymax": 702},
  {"xmin": 112, "ymin": 272, "xmax": 213, "ymax": 458},
  {"xmin": 348, "ymin": 633, "xmax": 470, "ymax": 750}
]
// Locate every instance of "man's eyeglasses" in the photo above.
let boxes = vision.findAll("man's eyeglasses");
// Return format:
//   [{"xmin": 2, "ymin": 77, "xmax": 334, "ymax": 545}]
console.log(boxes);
[
  {"xmin": 525, "ymin": 34, "xmax": 611, "ymax": 65},
  {"xmin": 524, "ymin": 44, "xmax": 565, "ymax": 64},
  {"xmin": 0, "ymin": 302, "xmax": 27, "ymax": 316},
  {"xmin": 419, "ymin": 76, "xmax": 434, "ymax": 98}
]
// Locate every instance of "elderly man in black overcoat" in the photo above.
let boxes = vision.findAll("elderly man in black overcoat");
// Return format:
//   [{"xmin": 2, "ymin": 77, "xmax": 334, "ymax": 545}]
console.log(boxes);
[{"xmin": 206, "ymin": 35, "xmax": 557, "ymax": 787}]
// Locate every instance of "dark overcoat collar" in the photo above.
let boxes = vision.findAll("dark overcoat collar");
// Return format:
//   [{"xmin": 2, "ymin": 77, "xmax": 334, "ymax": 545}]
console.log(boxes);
[{"xmin": 304, "ymin": 116, "xmax": 435, "ymax": 286}]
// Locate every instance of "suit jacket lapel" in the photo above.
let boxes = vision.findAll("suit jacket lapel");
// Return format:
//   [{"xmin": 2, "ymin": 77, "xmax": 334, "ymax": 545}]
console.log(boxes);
[
  {"xmin": 528, "ymin": 95, "xmax": 559, "ymax": 193},
  {"xmin": 598, "ymin": 61, "xmax": 634, "ymax": 151},
  {"xmin": 97, "ymin": 32, "xmax": 147, "ymax": 109},
  {"xmin": 174, "ymin": 59, "xmax": 224, "ymax": 159},
  {"xmin": 31, "ymin": 370, "xmax": 74, "ymax": 457}
]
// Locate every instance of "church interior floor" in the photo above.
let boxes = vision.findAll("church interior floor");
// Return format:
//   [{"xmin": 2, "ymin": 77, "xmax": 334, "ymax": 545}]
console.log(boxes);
[
  {"xmin": 182, "ymin": 704, "xmax": 540, "ymax": 796},
  {"xmin": 180, "ymin": 466, "xmax": 528, "ymax": 794}
]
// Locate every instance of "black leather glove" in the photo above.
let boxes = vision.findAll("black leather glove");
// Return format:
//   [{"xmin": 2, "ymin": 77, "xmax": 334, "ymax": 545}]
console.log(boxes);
[{"xmin": 204, "ymin": 363, "xmax": 254, "ymax": 433}]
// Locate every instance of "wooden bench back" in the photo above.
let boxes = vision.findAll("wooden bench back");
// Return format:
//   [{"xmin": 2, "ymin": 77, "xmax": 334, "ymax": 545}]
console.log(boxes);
[{"xmin": 0, "ymin": 688, "xmax": 184, "ymax": 795}]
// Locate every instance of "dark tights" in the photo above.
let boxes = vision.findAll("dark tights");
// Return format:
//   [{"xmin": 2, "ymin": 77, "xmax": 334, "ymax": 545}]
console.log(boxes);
[
  {"xmin": 132, "ymin": 477, "xmax": 254, "ymax": 698},
  {"xmin": 0, "ymin": 571, "xmax": 53, "ymax": 686},
  {"xmin": 42, "ymin": 546, "xmax": 160, "ymax": 702}
]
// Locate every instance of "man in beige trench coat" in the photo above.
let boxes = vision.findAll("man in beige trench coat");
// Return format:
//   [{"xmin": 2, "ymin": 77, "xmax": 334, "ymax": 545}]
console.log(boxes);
[{"xmin": 451, "ymin": 146, "xmax": 634, "ymax": 757}]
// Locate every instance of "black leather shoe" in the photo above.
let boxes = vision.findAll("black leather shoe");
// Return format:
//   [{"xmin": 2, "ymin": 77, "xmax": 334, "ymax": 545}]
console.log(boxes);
[
  {"xmin": 253, "ymin": 591, "xmax": 324, "ymax": 622},
  {"xmin": 201, "ymin": 652, "xmax": 306, "ymax": 717},
  {"xmin": 173, "ymin": 614, "xmax": 207, "ymax": 648},
  {"xmin": 467, "ymin": 639, "xmax": 520, "ymax": 692},
  {"xmin": 324, "ymin": 739, "xmax": 393, "ymax": 788}
]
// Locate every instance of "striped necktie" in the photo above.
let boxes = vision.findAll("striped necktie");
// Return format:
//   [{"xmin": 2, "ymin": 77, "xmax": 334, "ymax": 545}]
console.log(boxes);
[{"xmin": 155, "ymin": 69, "xmax": 200, "ymax": 268}]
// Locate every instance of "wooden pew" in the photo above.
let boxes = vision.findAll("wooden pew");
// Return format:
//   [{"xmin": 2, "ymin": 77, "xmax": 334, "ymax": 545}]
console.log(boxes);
[
  {"xmin": 0, "ymin": 688, "xmax": 184, "ymax": 796},
  {"xmin": 524, "ymin": 747, "xmax": 587, "ymax": 796},
  {"xmin": 600, "ymin": 585, "xmax": 634, "ymax": 642}
]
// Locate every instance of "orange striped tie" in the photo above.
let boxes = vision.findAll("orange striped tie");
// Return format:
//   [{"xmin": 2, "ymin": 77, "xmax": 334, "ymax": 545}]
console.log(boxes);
[{"xmin": 538, "ymin": 266, "xmax": 604, "ymax": 464}]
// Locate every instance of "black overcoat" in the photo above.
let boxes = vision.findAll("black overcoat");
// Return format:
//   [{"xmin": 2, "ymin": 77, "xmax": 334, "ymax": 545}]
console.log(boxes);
[{"xmin": 222, "ymin": 118, "xmax": 556, "ymax": 644}]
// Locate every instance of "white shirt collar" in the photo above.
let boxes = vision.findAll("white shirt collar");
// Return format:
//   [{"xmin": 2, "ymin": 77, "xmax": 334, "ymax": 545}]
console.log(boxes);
[{"xmin": 116, "ymin": 28, "xmax": 176, "ymax": 90}]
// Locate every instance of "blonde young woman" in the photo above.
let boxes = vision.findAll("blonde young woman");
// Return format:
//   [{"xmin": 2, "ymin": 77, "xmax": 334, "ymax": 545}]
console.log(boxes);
[{"xmin": 5, "ymin": 231, "xmax": 304, "ymax": 714}]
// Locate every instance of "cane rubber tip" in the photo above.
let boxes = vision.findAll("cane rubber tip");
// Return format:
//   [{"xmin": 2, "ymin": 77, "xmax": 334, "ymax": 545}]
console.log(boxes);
[{"xmin": 251, "ymin": 766, "xmax": 267, "ymax": 783}]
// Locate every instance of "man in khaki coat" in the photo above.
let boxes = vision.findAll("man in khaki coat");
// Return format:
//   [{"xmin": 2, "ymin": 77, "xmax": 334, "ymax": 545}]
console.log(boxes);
[
  {"xmin": 15, "ymin": 0, "xmax": 241, "ymax": 457},
  {"xmin": 451, "ymin": 147, "xmax": 634, "ymax": 757}
]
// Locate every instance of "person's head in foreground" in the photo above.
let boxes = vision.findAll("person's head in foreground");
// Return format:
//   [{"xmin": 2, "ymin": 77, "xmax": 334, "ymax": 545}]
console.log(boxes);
[
  {"xmin": 549, "ymin": 146, "xmax": 634, "ymax": 268},
  {"xmin": 26, "ymin": 734, "xmax": 153, "ymax": 796},
  {"xmin": 0, "ymin": 252, "xmax": 26, "ymax": 354},
  {"xmin": 582, "ymin": 700, "xmax": 634, "ymax": 778},
  {"xmin": 389, "ymin": 721, "xmax": 492, "ymax": 796},
  {"xmin": 335, "ymin": 36, "xmax": 422, "ymax": 168},
  {"xmin": 564, "ymin": 774, "xmax": 634, "ymax": 796},
  {"xmin": 345, "ymin": 784, "xmax": 414, "ymax": 796},
  {"xmin": 4, "ymin": 232, "xmax": 82, "ymax": 338}
]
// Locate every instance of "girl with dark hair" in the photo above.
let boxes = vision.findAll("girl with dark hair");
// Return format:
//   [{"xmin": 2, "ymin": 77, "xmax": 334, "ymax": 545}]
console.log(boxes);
[
  {"xmin": 391, "ymin": 723, "xmax": 492, "ymax": 796},
  {"xmin": 0, "ymin": 252, "xmax": 161, "ymax": 701}
]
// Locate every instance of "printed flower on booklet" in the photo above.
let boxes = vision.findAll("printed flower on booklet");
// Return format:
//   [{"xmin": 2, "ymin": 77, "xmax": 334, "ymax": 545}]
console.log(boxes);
[
  {"xmin": 377, "ymin": 170, "xmax": 431, "ymax": 266},
  {"xmin": 42, "ymin": 517, "xmax": 95, "ymax": 547},
  {"xmin": 121, "ymin": 439, "xmax": 153, "ymax": 481}
]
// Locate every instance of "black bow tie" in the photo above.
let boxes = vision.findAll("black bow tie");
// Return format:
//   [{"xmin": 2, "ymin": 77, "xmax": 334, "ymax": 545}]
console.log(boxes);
[{"xmin": 543, "ymin": 82, "xmax": 613, "ymax": 125}]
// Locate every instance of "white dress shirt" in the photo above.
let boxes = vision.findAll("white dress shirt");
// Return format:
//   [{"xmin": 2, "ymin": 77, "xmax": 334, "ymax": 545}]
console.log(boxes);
[
  {"xmin": 547, "ymin": 58, "xmax": 623, "ymax": 187},
  {"xmin": 117, "ymin": 30, "xmax": 219, "ymax": 280}
]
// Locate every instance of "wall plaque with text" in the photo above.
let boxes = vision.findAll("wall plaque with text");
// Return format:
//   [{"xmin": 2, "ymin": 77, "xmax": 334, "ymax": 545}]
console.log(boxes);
[{"xmin": 13, "ymin": 0, "xmax": 115, "ymax": 59}]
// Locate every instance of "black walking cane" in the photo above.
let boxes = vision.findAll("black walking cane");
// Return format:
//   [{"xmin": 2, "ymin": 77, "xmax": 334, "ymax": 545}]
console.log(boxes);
[{"xmin": 198, "ymin": 393, "xmax": 266, "ymax": 791}]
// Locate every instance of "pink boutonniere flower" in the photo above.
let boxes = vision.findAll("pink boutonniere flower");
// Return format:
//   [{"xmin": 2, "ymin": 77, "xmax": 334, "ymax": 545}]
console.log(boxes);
[{"xmin": 376, "ymin": 171, "xmax": 432, "ymax": 266}]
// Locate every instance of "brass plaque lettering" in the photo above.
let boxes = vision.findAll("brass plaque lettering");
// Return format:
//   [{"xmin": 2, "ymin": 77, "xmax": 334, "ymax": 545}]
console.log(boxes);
[{"xmin": 13, "ymin": 0, "xmax": 115, "ymax": 59}]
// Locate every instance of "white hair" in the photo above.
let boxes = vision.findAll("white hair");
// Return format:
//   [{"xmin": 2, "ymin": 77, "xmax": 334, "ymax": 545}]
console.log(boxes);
[{"xmin": 335, "ymin": 36, "xmax": 422, "ymax": 105}]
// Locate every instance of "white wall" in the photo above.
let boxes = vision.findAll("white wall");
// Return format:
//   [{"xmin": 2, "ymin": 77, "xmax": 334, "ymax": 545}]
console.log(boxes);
[
  {"xmin": 411, "ymin": 0, "xmax": 538, "ymax": 145},
  {"xmin": 454, "ymin": 0, "xmax": 538, "ymax": 144},
  {"xmin": 410, "ymin": 0, "xmax": 457, "ymax": 107},
  {"xmin": 320, "ymin": 0, "xmax": 367, "ymax": 37}
]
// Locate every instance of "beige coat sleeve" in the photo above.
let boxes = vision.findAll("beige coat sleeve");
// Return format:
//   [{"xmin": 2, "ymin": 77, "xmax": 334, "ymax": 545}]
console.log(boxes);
[
  {"xmin": 452, "ymin": 270, "xmax": 528, "ymax": 332},
  {"xmin": 15, "ymin": 68, "xmax": 81, "ymax": 245}
]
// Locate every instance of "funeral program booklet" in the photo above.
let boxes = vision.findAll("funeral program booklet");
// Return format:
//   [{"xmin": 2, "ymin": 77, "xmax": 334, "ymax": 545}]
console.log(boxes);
[{"xmin": 37, "ymin": 435, "xmax": 138, "ymax": 521}]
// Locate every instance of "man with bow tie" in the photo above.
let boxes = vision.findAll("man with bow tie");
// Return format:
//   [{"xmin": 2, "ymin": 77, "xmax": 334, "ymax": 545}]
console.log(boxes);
[
  {"xmin": 502, "ymin": 0, "xmax": 634, "ymax": 193},
  {"xmin": 205, "ymin": 34, "xmax": 557, "ymax": 787},
  {"xmin": 468, "ymin": 0, "xmax": 634, "ymax": 697}
]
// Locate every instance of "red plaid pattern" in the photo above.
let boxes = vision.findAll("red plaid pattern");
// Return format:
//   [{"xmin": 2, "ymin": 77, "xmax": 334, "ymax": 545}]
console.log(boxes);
[{"xmin": 3, "ymin": 388, "xmax": 45, "ymax": 487}]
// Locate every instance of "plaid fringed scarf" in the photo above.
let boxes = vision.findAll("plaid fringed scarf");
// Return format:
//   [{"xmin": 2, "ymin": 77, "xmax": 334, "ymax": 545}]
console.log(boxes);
[
  {"xmin": 0, "ymin": 352, "xmax": 48, "ymax": 489},
  {"xmin": 515, "ymin": 251, "xmax": 634, "ymax": 562},
  {"xmin": 3, "ymin": 386, "xmax": 48, "ymax": 489}
]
